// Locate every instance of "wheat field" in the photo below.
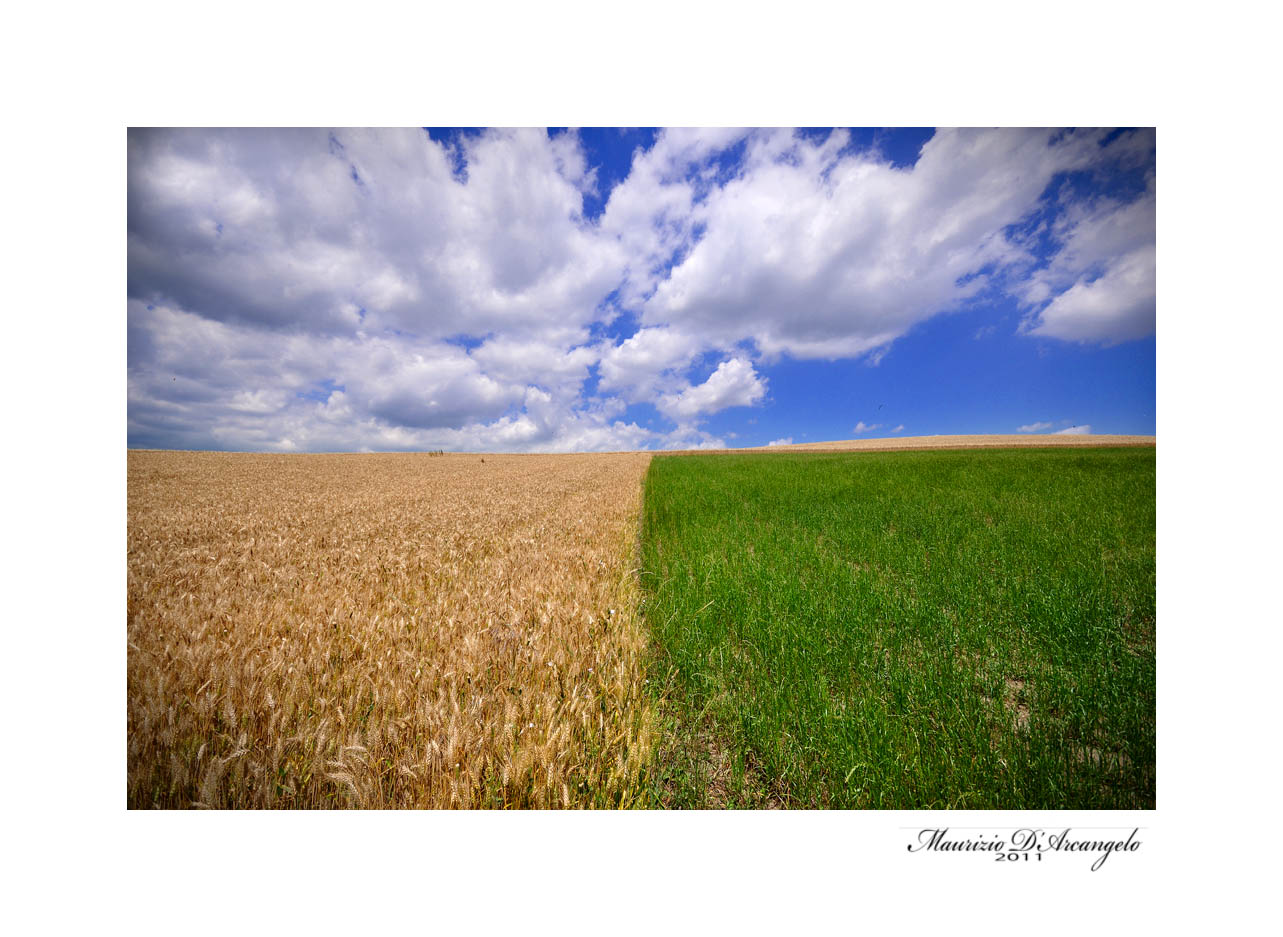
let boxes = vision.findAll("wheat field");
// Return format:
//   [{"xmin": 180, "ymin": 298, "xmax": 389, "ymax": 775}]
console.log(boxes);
[{"xmin": 128, "ymin": 450, "xmax": 654, "ymax": 808}]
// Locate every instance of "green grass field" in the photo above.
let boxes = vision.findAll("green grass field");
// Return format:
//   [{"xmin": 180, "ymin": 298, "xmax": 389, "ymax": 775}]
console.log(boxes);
[{"xmin": 639, "ymin": 447, "xmax": 1155, "ymax": 809}]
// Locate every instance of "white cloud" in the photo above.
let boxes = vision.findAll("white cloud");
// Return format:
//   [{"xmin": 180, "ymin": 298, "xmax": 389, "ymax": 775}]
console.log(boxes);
[
  {"xmin": 127, "ymin": 300, "xmax": 651, "ymax": 453},
  {"xmin": 656, "ymin": 422, "xmax": 728, "ymax": 450},
  {"xmin": 599, "ymin": 128, "xmax": 750, "ymax": 309},
  {"xmin": 852, "ymin": 421, "xmax": 882, "ymax": 433},
  {"xmin": 1020, "ymin": 159, "xmax": 1155, "ymax": 344},
  {"xmin": 596, "ymin": 327, "xmax": 700, "ymax": 401},
  {"xmin": 1018, "ymin": 421, "xmax": 1054, "ymax": 433},
  {"xmin": 892, "ymin": 424, "xmax": 905, "ymax": 433},
  {"xmin": 128, "ymin": 129, "xmax": 649, "ymax": 452},
  {"xmin": 656, "ymin": 357, "xmax": 766, "ymax": 420},
  {"xmin": 1026, "ymin": 245, "xmax": 1155, "ymax": 344},
  {"xmin": 766, "ymin": 437, "xmax": 793, "ymax": 446},
  {"xmin": 129, "ymin": 128, "xmax": 624, "ymax": 339},
  {"xmin": 619, "ymin": 127, "xmax": 1114, "ymax": 361},
  {"xmin": 1054, "ymin": 424, "xmax": 1092, "ymax": 435},
  {"xmin": 469, "ymin": 335, "xmax": 597, "ymax": 402}
]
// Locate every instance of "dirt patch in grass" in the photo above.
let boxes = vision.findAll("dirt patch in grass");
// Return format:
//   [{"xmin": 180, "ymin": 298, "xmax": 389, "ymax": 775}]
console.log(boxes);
[
  {"xmin": 1074, "ymin": 746, "xmax": 1132, "ymax": 770},
  {"xmin": 1004, "ymin": 678, "xmax": 1032, "ymax": 732}
]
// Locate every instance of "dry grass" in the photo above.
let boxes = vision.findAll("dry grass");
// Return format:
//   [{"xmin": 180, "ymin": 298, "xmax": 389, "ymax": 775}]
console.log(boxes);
[{"xmin": 128, "ymin": 450, "xmax": 653, "ymax": 808}]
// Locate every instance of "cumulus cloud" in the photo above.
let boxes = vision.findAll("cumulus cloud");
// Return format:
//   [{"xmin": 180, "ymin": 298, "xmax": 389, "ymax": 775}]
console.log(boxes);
[
  {"xmin": 656, "ymin": 358, "xmax": 766, "ymax": 420},
  {"xmin": 766, "ymin": 437, "xmax": 793, "ymax": 447},
  {"xmin": 658, "ymin": 422, "xmax": 729, "ymax": 450},
  {"xmin": 596, "ymin": 327, "xmax": 700, "ymax": 402},
  {"xmin": 1018, "ymin": 421, "xmax": 1054, "ymax": 433},
  {"xmin": 852, "ymin": 421, "xmax": 882, "ymax": 434},
  {"xmin": 616, "ymin": 127, "xmax": 1125, "ymax": 361},
  {"xmin": 1054, "ymin": 424, "xmax": 1092, "ymax": 435},
  {"xmin": 599, "ymin": 128, "xmax": 750, "ymax": 309},
  {"xmin": 1026, "ymin": 246, "xmax": 1155, "ymax": 343},
  {"xmin": 129, "ymin": 129, "xmax": 647, "ymax": 452},
  {"xmin": 892, "ymin": 424, "xmax": 905, "ymax": 433},
  {"xmin": 127, "ymin": 300, "xmax": 650, "ymax": 453},
  {"xmin": 1019, "ymin": 136, "xmax": 1155, "ymax": 344},
  {"xmin": 129, "ymin": 128, "xmax": 623, "ymax": 339}
]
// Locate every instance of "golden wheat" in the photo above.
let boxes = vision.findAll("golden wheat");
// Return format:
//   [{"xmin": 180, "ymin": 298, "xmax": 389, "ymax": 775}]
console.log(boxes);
[{"xmin": 128, "ymin": 450, "xmax": 653, "ymax": 808}]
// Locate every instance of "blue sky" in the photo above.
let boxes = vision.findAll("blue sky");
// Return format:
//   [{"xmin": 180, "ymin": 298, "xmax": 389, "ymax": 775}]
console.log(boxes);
[{"xmin": 127, "ymin": 127, "xmax": 1154, "ymax": 452}]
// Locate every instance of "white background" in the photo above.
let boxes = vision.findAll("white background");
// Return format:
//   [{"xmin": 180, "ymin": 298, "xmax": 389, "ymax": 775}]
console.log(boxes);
[{"xmin": 5, "ymin": 1, "xmax": 1278, "ymax": 932}]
